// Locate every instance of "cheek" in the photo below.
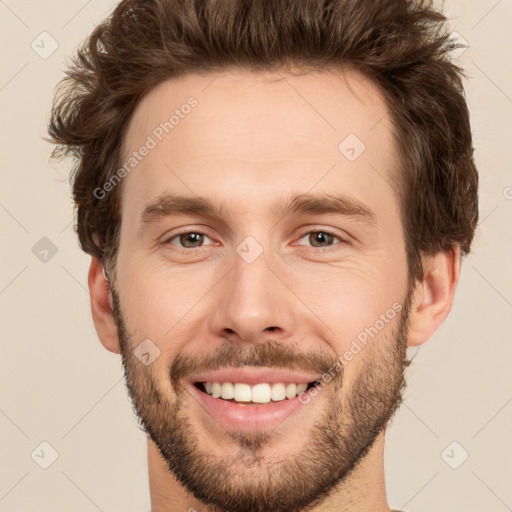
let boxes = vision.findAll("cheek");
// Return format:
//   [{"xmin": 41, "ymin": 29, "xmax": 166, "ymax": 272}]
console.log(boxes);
[
  {"xmin": 116, "ymin": 259, "xmax": 216, "ymax": 350},
  {"xmin": 293, "ymin": 257, "xmax": 406, "ymax": 334}
]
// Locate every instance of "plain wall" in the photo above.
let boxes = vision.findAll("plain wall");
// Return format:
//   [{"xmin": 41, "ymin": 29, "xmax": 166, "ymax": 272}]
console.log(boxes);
[{"xmin": 0, "ymin": 1, "xmax": 511, "ymax": 511}]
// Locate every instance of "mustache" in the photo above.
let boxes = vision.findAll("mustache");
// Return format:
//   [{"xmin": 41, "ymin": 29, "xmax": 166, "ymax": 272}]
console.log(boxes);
[{"xmin": 170, "ymin": 339, "xmax": 341, "ymax": 391}]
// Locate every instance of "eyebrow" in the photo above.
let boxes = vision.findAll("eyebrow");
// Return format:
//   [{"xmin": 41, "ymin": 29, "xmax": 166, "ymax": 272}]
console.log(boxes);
[{"xmin": 139, "ymin": 192, "xmax": 377, "ymax": 228}]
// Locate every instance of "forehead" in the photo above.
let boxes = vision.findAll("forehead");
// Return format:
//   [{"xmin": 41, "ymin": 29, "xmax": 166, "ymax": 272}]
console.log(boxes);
[{"xmin": 119, "ymin": 67, "xmax": 399, "ymax": 225}]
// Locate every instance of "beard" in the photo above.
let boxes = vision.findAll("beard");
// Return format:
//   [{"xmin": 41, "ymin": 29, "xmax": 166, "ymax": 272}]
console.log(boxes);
[{"xmin": 110, "ymin": 284, "xmax": 412, "ymax": 512}]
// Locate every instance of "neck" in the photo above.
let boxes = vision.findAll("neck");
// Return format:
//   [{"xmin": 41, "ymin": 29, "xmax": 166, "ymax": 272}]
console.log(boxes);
[{"xmin": 147, "ymin": 430, "xmax": 392, "ymax": 512}]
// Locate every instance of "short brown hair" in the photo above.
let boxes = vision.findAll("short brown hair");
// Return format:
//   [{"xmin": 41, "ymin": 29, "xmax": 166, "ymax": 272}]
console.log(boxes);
[{"xmin": 47, "ymin": 0, "xmax": 479, "ymax": 284}]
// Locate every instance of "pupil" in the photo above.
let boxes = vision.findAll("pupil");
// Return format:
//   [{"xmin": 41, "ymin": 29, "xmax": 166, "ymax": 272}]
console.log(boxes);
[
  {"xmin": 312, "ymin": 232, "xmax": 332, "ymax": 247},
  {"xmin": 181, "ymin": 233, "xmax": 202, "ymax": 247}
]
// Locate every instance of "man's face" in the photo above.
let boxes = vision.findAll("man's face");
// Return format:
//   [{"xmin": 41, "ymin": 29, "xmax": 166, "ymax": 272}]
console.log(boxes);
[{"xmin": 111, "ymin": 69, "xmax": 412, "ymax": 512}]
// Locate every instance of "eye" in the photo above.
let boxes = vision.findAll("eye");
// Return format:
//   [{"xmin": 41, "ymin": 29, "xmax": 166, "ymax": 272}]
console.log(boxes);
[
  {"xmin": 163, "ymin": 231, "xmax": 214, "ymax": 249},
  {"xmin": 162, "ymin": 229, "xmax": 345, "ymax": 251},
  {"xmin": 295, "ymin": 230, "xmax": 345, "ymax": 250}
]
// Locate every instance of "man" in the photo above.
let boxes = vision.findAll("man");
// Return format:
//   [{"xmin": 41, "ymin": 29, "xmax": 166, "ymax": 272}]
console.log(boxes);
[{"xmin": 47, "ymin": 0, "xmax": 478, "ymax": 511}]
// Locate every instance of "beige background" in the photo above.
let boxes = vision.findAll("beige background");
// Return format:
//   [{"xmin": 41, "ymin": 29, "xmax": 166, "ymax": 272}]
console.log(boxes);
[{"xmin": 1, "ymin": 1, "xmax": 511, "ymax": 511}]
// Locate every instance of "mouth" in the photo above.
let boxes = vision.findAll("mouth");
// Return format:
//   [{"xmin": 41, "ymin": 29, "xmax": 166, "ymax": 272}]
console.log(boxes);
[
  {"xmin": 193, "ymin": 380, "xmax": 319, "ymax": 406},
  {"xmin": 188, "ymin": 377, "xmax": 323, "ymax": 431}
]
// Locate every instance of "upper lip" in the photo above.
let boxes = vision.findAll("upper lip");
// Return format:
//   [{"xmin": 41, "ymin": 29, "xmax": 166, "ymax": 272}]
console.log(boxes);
[{"xmin": 186, "ymin": 367, "xmax": 322, "ymax": 386}]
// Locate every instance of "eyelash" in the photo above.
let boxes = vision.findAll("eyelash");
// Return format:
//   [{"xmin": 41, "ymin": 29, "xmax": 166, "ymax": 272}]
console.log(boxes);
[{"xmin": 162, "ymin": 229, "xmax": 346, "ymax": 251}]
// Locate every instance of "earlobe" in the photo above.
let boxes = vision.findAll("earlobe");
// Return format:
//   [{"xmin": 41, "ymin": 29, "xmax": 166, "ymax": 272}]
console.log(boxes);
[
  {"xmin": 407, "ymin": 246, "xmax": 461, "ymax": 347},
  {"xmin": 88, "ymin": 255, "xmax": 121, "ymax": 354}
]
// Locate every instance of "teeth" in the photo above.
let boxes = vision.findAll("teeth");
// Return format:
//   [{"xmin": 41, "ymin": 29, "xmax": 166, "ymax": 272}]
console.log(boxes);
[
  {"xmin": 220, "ymin": 382, "xmax": 234, "ymax": 399},
  {"xmin": 202, "ymin": 381, "xmax": 311, "ymax": 403},
  {"xmin": 212, "ymin": 382, "xmax": 221, "ymax": 398},
  {"xmin": 251, "ymin": 383, "xmax": 271, "ymax": 403},
  {"xmin": 270, "ymin": 382, "xmax": 286, "ymax": 401},
  {"xmin": 297, "ymin": 382, "xmax": 308, "ymax": 394},
  {"xmin": 285, "ymin": 383, "xmax": 297, "ymax": 399},
  {"xmin": 233, "ymin": 383, "xmax": 252, "ymax": 402}
]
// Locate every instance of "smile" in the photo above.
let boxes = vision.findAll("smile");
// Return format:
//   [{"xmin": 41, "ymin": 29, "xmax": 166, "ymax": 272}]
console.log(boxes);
[
  {"xmin": 190, "ymin": 378, "xmax": 322, "ymax": 431},
  {"xmin": 195, "ymin": 381, "xmax": 315, "ymax": 404}
]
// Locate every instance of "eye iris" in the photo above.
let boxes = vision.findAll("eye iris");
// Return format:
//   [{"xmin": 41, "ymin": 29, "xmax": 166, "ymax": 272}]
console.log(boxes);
[
  {"xmin": 180, "ymin": 233, "xmax": 203, "ymax": 248},
  {"xmin": 310, "ymin": 232, "xmax": 334, "ymax": 247},
  {"xmin": 175, "ymin": 232, "xmax": 336, "ymax": 248}
]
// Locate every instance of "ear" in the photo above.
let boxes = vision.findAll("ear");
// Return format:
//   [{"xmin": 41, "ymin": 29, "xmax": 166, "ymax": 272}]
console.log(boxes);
[
  {"xmin": 88, "ymin": 255, "xmax": 121, "ymax": 354},
  {"xmin": 407, "ymin": 246, "xmax": 461, "ymax": 347}
]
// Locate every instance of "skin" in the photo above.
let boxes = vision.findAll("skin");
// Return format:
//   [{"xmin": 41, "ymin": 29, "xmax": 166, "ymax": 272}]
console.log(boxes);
[{"xmin": 88, "ymin": 68, "xmax": 460, "ymax": 512}]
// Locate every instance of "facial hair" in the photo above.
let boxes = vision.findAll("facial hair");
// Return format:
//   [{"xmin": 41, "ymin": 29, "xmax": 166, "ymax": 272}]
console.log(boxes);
[{"xmin": 111, "ymin": 285, "xmax": 412, "ymax": 512}]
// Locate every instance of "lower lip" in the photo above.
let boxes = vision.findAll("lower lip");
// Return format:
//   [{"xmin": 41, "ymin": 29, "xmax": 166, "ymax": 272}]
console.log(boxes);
[{"xmin": 189, "ymin": 384, "xmax": 313, "ymax": 431}]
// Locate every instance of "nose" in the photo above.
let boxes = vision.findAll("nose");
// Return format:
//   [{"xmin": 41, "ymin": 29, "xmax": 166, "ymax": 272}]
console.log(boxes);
[{"xmin": 208, "ymin": 247, "xmax": 296, "ymax": 345}]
